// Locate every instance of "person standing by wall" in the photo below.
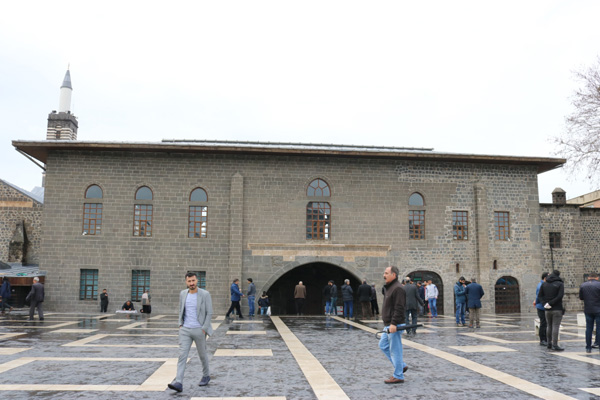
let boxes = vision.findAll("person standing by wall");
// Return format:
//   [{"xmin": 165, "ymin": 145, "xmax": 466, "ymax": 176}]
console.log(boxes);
[
  {"xmin": 258, "ymin": 291, "xmax": 270, "ymax": 315},
  {"xmin": 247, "ymin": 278, "xmax": 256, "ymax": 317},
  {"xmin": 371, "ymin": 284, "xmax": 379, "ymax": 317},
  {"xmin": 465, "ymin": 278, "xmax": 484, "ymax": 328},
  {"xmin": 0, "ymin": 278, "xmax": 13, "ymax": 315},
  {"xmin": 539, "ymin": 270, "xmax": 565, "ymax": 351},
  {"xmin": 100, "ymin": 288, "xmax": 109, "ymax": 313},
  {"xmin": 26, "ymin": 277, "xmax": 44, "ymax": 321},
  {"xmin": 404, "ymin": 278, "xmax": 423, "ymax": 336},
  {"xmin": 342, "ymin": 279, "xmax": 354, "ymax": 320},
  {"xmin": 294, "ymin": 281, "xmax": 306, "ymax": 315},
  {"xmin": 379, "ymin": 266, "xmax": 407, "ymax": 384},
  {"xmin": 425, "ymin": 279, "xmax": 438, "ymax": 318},
  {"xmin": 141, "ymin": 289, "xmax": 152, "ymax": 314},
  {"xmin": 579, "ymin": 272, "xmax": 600, "ymax": 353},
  {"xmin": 358, "ymin": 279, "xmax": 372, "ymax": 319},
  {"xmin": 330, "ymin": 280, "xmax": 338, "ymax": 316},
  {"xmin": 533, "ymin": 272, "xmax": 549, "ymax": 346},
  {"xmin": 322, "ymin": 281, "xmax": 332, "ymax": 315},
  {"xmin": 417, "ymin": 281, "xmax": 426, "ymax": 316},
  {"xmin": 167, "ymin": 272, "xmax": 214, "ymax": 392},
  {"xmin": 226, "ymin": 279, "xmax": 244, "ymax": 319},
  {"xmin": 454, "ymin": 277, "xmax": 467, "ymax": 327}
]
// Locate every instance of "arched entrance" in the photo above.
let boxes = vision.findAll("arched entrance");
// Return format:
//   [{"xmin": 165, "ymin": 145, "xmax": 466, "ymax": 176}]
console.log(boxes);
[
  {"xmin": 495, "ymin": 276, "xmax": 520, "ymax": 313},
  {"xmin": 408, "ymin": 271, "xmax": 444, "ymax": 315},
  {"xmin": 267, "ymin": 262, "xmax": 361, "ymax": 315}
]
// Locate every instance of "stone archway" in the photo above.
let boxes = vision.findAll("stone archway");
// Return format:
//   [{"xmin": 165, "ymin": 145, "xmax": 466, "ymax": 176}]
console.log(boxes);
[
  {"xmin": 407, "ymin": 270, "xmax": 444, "ymax": 315},
  {"xmin": 495, "ymin": 276, "xmax": 520, "ymax": 313},
  {"xmin": 266, "ymin": 262, "xmax": 361, "ymax": 315}
]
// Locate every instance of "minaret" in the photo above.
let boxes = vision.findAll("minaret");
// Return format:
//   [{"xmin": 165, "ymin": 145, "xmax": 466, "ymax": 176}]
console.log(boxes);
[{"xmin": 46, "ymin": 69, "xmax": 78, "ymax": 140}]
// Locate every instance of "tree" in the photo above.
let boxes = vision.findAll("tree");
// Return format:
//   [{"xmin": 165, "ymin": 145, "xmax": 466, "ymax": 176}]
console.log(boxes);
[{"xmin": 554, "ymin": 56, "xmax": 600, "ymax": 182}]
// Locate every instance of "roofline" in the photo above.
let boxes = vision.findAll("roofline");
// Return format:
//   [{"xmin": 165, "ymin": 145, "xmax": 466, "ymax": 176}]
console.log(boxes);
[
  {"xmin": 0, "ymin": 177, "xmax": 43, "ymax": 204},
  {"xmin": 12, "ymin": 140, "xmax": 566, "ymax": 174}
]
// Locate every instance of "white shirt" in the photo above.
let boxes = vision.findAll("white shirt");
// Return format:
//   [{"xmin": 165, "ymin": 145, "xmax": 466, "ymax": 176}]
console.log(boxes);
[{"xmin": 183, "ymin": 292, "xmax": 202, "ymax": 329}]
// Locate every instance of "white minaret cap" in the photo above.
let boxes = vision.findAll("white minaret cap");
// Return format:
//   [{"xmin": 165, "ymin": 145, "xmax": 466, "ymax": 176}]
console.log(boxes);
[{"xmin": 58, "ymin": 69, "xmax": 72, "ymax": 112}]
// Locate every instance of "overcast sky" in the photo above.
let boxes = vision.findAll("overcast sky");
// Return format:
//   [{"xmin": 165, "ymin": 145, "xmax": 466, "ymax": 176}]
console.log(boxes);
[{"xmin": 1, "ymin": 1, "xmax": 599, "ymax": 202}]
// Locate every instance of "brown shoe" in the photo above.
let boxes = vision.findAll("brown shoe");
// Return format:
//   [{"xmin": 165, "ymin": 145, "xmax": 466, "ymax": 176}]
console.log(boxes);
[{"xmin": 384, "ymin": 377, "xmax": 404, "ymax": 384}]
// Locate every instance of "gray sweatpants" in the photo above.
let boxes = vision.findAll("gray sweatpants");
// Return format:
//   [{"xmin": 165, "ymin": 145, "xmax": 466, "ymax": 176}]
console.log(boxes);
[
  {"xmin": 176, "ymin": 326, "xmax": 210, "ymax": 384},
  {"xmin": 545, "ymin": 309, "xmax": 563, "ymax": 347}
]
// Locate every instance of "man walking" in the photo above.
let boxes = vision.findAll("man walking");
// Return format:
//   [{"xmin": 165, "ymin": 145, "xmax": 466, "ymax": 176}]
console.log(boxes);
[
  {"xmin": 404, "ymin": 278, "xmax": 424, "ymax": 336},
  {"xmin": 379, "ymin": 266, "xmax": 407, "ymax": 384},
  {"xmin": 465, "ymin": 278, "xmax": 484, "ymax": 328},
  {"xmin": 100, "ymin": 288, "xmax": 109, "ymax": 313},
  {"xmin": 454, "ymin": 277, "xmax": 467, "ymax": 327},
  {"xmin": 341, "ymin": 279, "xmax": 354, "ymax": 319},
  {"xmin": 539, "ymin": 269, "xmax": 565, "ymax": 351},
  {"xmin": 26, "ymin": 277, "xmax": 44, "ymax": 321},
  {"xmin": 358, "ymin": 279, "xmax": 372, "ymax": 319},
  {"xmin": 322, "ymin": 281, "xmax": 332, "ymax": 315},
  {"xmin": 168, "ymin": 272, "xmax": 214, "ymax": 392},
  {"xmin": 330, "ymin": 280, "xmax": 338, "ymax": 316},
  {"xmin": 225, "ymin": 279, "xmax": 244, "ymax": 319},
  {"xmin": 247, "ymin": 278, "xmax": 256, "ymax": 317},
  {"xmin": 294, "ymin": 281, "xmax": 306, "ymax": 315},
  {"xmin": 533, "ymin": 272, "xmax": 549, "ymax": 346},
  {"xmin": 579, "ymin": 272, "xmax": 600, "ymax": 353},
  {"xmin": 425, "ymin": 279, "xmax": 438, "ymax": 317}
]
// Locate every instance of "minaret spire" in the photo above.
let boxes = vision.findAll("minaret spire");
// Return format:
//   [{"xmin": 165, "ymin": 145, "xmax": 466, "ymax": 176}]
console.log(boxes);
[
  {"xmin": 47, "ymin": 69, "xmax": 78, "ymax": 140},
  {"xmin": 58, "ymin": 69, "xmax": 72, "ymax": 112}
]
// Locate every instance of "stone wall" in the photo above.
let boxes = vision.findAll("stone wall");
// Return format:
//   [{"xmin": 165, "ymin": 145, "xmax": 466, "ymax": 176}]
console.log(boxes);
[
  {"xmin": 0, "ymin": 181, "xmax": 43, "ymax": 264},
  {"xmin": 40, "ymin": 150, "xmax": 546, "ymax": 314}
]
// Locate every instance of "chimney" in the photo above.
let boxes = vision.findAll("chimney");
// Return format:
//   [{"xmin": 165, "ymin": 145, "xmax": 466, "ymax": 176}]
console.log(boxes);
[{"xmin": 552, "ymin": 188, "xmax": 566, "ymax": 205}]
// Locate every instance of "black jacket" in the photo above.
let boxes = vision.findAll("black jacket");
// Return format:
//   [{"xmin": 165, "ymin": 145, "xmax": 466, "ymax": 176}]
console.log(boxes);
[
  {"xmin": 322, "ymin": 284, "xmax": 331, "ymax": 300},
  {"xmin": 539, "ymin": 274, "xmax": 564, "ymax": 311},
  {"xmin": 404, "ymin": 282, "xmax": 424, "ymax": 310},
  {"xmin": 330, "ymin": 284, "xmax": 338, "ymax": 298},
  {"xmin": 357, "ymin": 283, "xmax": 372, "ymax": 302},
  {"xmin": 382, "ymin": 280, "xmax": 406, "ymax": 326},
  {"xmin": 579, "ymin": 279, "xmax": 600, "ymax": 314}
]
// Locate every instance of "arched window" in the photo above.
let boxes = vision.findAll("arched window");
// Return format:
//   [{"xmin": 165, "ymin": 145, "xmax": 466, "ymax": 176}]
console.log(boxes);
[
  {"xmin": 408, "ymin": 192, "xmax": 425, "ymax": 240},
  {"xmin": 85, "ymin": 185, "xmax": 103, "ymax": 199},
  {"xmin": 408, "ymin": 192, "xmax": 424, "ymax": 206},
  {"xmin": 307, "ymin": 179, "xmax": 330, "ymax": 197},
  {"xmin": 135, "ymin": 186, "xmax": 153, "ymax": 200},
  {"xmin": 306, "ymin": 202, "xmax": 331, "ymax": 240},
  {"xmin": 189, "ymin": 187, "xmax": 208, "ymax": 238},
  {"xmin": 134, "ymin": 186, "xmax": 153, "ymax": 237},
  {"xmin": 83, "ymin": 185, "xmax": 103, "ymax": 235}
]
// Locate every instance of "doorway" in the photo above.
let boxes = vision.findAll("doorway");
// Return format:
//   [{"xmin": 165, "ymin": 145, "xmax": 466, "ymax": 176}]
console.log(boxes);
[
  {"xmin": 495, "ymin": 276, "xmax": 520, "ymax": 313},
  {"xmin": 407, "ymin": 270, "xmax": 444, "ymax": 315}
]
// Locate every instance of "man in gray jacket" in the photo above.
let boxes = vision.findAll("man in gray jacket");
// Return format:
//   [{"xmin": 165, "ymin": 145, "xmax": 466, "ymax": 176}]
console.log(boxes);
[
  {"xmin": 168, "ymin": 272, "xmax": 214, "ymax": 392},
  {"xmin": 404, "ymin": 278, "xmax": 424, "ymax": 336},
  {"xmin": 26, "ymin": 277, "xmax": 44, "ymax": 321}
]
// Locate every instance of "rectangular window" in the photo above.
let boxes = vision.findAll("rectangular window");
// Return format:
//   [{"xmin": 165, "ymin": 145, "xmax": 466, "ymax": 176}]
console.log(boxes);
[
  {"xmin": 79, "ymin": 269, "xmax": 98, "ymax": 300},
  {"xmin": 133, "ymin": 204, "xmax": 153, "ymax": 237},
  {"xmin": 549, "ymin": 232, "xmax": 561, "ymax": 248},
  {"xmin": 131, "ymin": 270, "xmax": 151, "ymax": 301},
  {"xmin": 83, "ymin": 203, "xmax": 103, "ymax": 235},
  {"xmin": 306, "ymin": 202, "xmax": 331, "ymax": 240},
  {"xmin": 189, "ymin": 206, "xmax": 208, "ymax": 238},
  {"xmin": 494, "ymin": 211, "xmax": 510, "ymax": 240},
  {"xmin": 452, "ymin": 211, "xmax": 468, "ymax": 240},
  {"xmin": 188, "ymin": 271, "xmax": 207, "ymax": 289},
  {"xmin": 409, "ymin": 210, "xmax": 425, "ymax": 240}
]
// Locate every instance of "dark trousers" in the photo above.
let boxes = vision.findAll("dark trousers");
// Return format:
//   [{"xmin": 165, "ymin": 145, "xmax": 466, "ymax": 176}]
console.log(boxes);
[
  {"xmin": 101, "ymin": 301, "xmax": 108, "ymax": 313},
  {"xmin": 29, "ymin": 300, "xmax": 44, "ymax": 320},
  {"xmin": 537, "ymin": 308, "xmax": 547, "ymax": 342},
  {"xmin": 585, "ymin": 312, "xmax": 600, "ymax": 349},
  {"xmin": 295, "ymin": 298, "xmax": 305, "ymax": 315},
  {"xmin": 226, "ymin": 300, "xmax": 242, "ymax": 317},
  {"xmin": 371, "ymin": 299, "xmax": 379, "ymax": 315},
  {"xmin": 330, "ymin": 297, "xmax": 338, "ymax": 315},
  {"xmin": 405, "ymin": 308, "xmax": 418, "ymax": 334},
  {"xmin": 360, "ymin": 301, "xmax": 372, "ymax": 319},
  {"xmin": 545, "ymin": 309, "xmax": 563, "ymax": 347}
]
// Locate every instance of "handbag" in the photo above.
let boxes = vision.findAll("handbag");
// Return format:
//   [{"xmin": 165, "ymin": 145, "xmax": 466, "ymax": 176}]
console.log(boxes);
[{"xmin": 266, "ymin": 306, "xmax": 271, "ymax": 316}]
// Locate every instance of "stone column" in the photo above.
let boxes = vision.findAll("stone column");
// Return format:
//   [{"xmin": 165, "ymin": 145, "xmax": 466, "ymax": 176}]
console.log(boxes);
[
  {"xmin": 474, "ymin": 182, "xmax": 491, "ymax": 312},
  {"xmin": 229, "ymin": 173, "xmax": 244, "ymax": 284}
]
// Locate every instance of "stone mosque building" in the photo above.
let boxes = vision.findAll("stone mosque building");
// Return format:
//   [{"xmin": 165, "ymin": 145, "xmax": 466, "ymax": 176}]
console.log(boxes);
[{"xmin": 10, "ymin": 71, "xmax": 600, "ymax": 315}]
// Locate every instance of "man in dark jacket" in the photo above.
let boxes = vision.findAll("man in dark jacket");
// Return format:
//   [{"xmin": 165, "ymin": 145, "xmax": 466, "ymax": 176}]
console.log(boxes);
[
  {"xmin": 322, "ymin": 281, "xmax": 332, "ymax": 315},
  {"xmin": 539, "ymin": 270, "xmax": 565, "ymax": 351},
  {"xmin": 100, "ymin": 289, "xmax": 109, "ymax": 313},
  {"xmin": 225, "ymin": 279, "xmax": 244, "ymax": 319},
  {"xmin": 330, "ymin": 281, "xmax": 338, "ymax": 316},
  {"xmin": 357, "ymin": 279, "xmax": 372, "ymax": 319},
  {"xmin": 26, "ymin": 277, "xmax": 45, "ymax": 320},
  {"xmin": 371, "ymin": 284, "xmax": 379, "ymax": 316},
  {"xmin": 465, "ymin": 278, "xmax": 484, "ymax": 328},
  {"xmin": 379, "ymin": 266, "xmax": 407, "ymax": 384},
  {"xmin": 417, "ymin": 282, "xmax": 426, "ymax": 316},
  {"xmin": 341, "ymin": 279, "xmax": 354, "ymax": 319},
  {"xmin": 0, "ymin": 278, "xmax": 13, "ymax": 314},
  {"xmin": 579, "ymin": 272, "xmax": 600, "ymax": 352},
  {"xmin": 404, "ymin": 278, "xmax": 424, "ymax": 336},
  {"xmin": 533, "ymin": 272, "xmax": 549, "ymax": 346},
  {"xmin": 454, "ymin": 277, "xmax": 467, "ymax": 327}
]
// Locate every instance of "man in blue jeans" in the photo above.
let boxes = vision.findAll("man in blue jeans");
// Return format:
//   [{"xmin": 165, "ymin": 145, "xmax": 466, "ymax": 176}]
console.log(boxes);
[
  {"xmin": 379, "ymin": 266, "xmax": 407, "ymax": 384},
  {"xmin": 533, "ymin": 272, "xmax": 549, "ymax": 346},
  {"xmin": 579, "ymin": 272, "xmax": 600, "ymax": 353},
  {"xmin": 425, "ymin": 279, "xmax": 438, "ymax": 317},
  {"xmin": 454, "ymin": 277, "xmax": 467, "ymax": 326},
  {"xmin": 246, "ymin": 278, "xmax": 256, "ymax": 317},
  {"xmin": 341, "ymin": 279, "xmax": 354, "ymax": 319}
]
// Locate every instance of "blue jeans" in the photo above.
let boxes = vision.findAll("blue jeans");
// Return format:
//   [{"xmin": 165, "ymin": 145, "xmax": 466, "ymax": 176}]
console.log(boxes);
[
  {"xmin": 379, "ymin": 328, "xmax": 406, "ymax": 379},
  {"xmin": 248, "ymin": 296, "xmax": 255, "ymax": 316},
  {"xmin": 343, "ymin": 301, "xmax": 353, "ymax": 318},
  {"xmin": 325, "ymin": 300, "xmax": 332, "ymax": 314},
  {"xmin": 405, "ymin": 309, "xmax": 418, "ymax": 333},
  {"xmin": 330, "ymin": 297, "xmax": 337, "ymax": 315},
  {"xmin": 428, "ymin": 298, "xmax": 437, "ymax": 317},
  {"xmin": 261, "ymin": 306, "xmax": 268, "ymax": 315},
  {"xmin": 585, "ymin": 312, "xmax": 600, "ymax": 349},
  {"xmin": 456, "ymin": 302, "xmax": 466, "ymax": 324}
]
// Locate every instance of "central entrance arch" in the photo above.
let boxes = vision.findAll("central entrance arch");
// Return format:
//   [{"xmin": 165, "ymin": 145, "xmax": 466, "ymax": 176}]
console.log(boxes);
[
  {"xmin": 407, "ymin": 270, "xmax": 444, "ymax": 315},
  {"xmin": 267, "ymin": 262, "xmax": 361, "ymax": 315}
]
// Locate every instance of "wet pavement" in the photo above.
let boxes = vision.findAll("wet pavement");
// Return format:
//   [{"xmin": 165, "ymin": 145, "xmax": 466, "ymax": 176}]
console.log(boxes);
[{"xmin": 1, "ymin": 310, "xmax": 599, "ymax": 399}]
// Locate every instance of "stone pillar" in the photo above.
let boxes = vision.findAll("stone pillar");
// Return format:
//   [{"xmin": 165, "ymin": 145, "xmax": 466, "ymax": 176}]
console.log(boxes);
[{"xmin": 229, "ymin": 173, "xmax": 244, "ymax": 284}]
